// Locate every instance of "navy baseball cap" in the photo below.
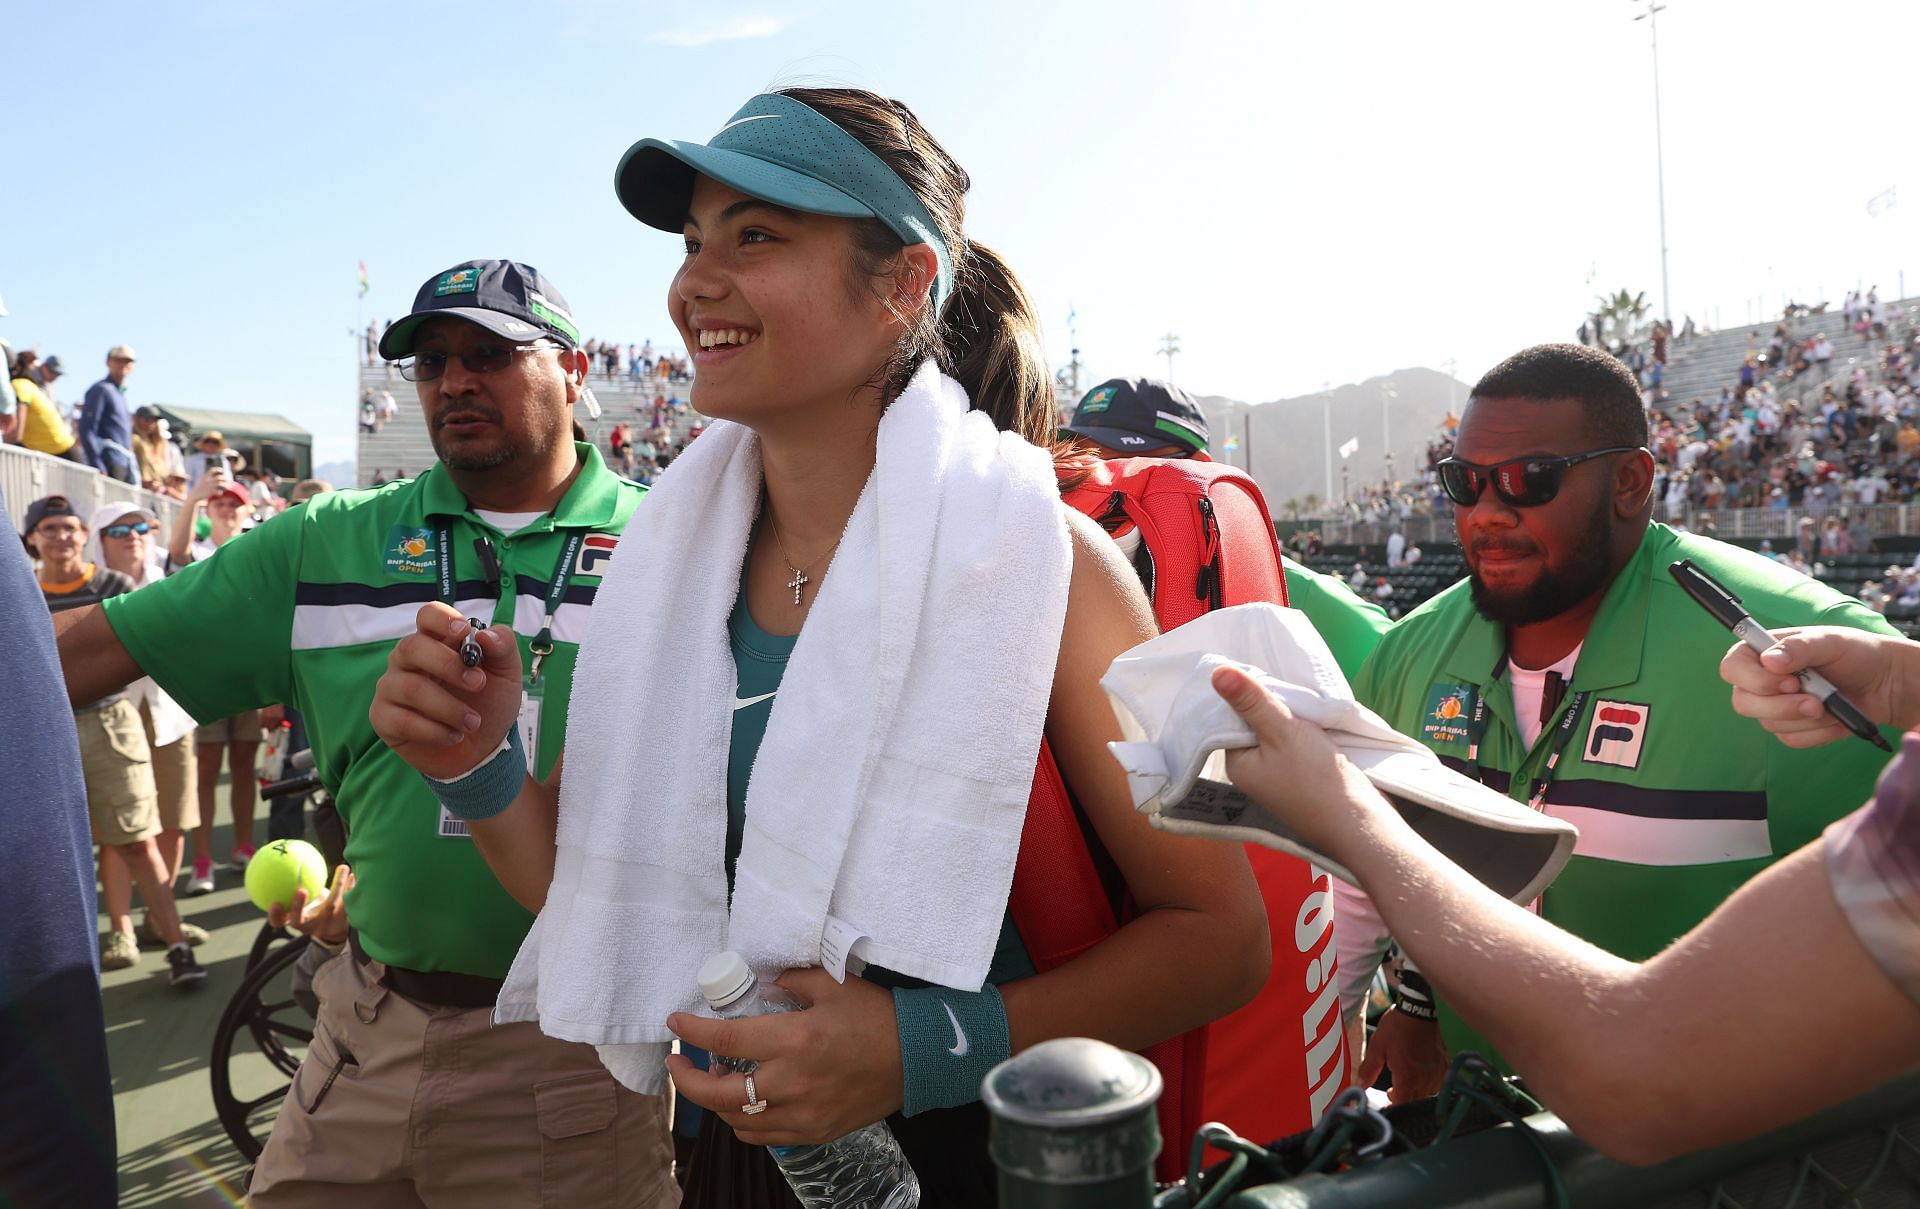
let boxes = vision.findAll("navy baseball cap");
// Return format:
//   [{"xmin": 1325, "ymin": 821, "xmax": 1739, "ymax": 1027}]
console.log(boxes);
[
  {"xmin": 22, "ymin": 494, "xmax": 81, "ymax": 536},
  {"xmin": 379, "ymin": 260, "xmax": 581, "ymax": 359},
  {"xmin": 1063, "ymin": 377, "xmax": 1210, "ymax": 456}
]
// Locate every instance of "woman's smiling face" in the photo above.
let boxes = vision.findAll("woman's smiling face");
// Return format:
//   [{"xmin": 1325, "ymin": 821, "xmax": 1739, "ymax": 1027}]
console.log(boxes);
[{"xmin": 672, "ymin": 176, "xmax": 903, "ymax": 426}]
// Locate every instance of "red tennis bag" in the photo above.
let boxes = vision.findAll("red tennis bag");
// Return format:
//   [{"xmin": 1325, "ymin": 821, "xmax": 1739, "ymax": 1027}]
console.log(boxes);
[{"xmin": 1009, "ymin": 456, "xmax": 1348, "ymax": 1181}]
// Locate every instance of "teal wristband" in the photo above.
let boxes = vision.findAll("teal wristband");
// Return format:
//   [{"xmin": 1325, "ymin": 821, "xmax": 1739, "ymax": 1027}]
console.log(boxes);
[
  {"xmin": 423, "ymin": 727, "xmax": 526, "ymax": 821},
  {"xmin": 892, "ymin": 984, "xmax": 1011, "ymax": 1117}
]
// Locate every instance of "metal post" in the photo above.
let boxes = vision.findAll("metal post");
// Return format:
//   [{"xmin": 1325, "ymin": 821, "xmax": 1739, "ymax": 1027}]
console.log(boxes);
[
  {"xmin": 1635, "ymin": 0, "xmax": 1673, "ymax": 325},
  {"xmin": 983, "ymin": 1038, "xmax": 1161, "ymax": 1209},
  {"xmin": 1380, "ymin": 383, "xmax": 1397, "ymax": 483},
  {"xmin": 1322, "ymin": 382, "xmax": 1333, "ymax": 502}
]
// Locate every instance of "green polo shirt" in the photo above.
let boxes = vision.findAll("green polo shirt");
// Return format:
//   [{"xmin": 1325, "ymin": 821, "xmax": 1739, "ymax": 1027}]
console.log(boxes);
[
  {"xmin": 1352, "ymin": 523, "xmax": 1899, "ymax": 1060},
  {"xmin": 1281, "ymin": 555, "xmax": 1393, "ymax": 682},
  {"xmin": 103, "ymin": 444, "xmax": 642, "ymax": 978}
]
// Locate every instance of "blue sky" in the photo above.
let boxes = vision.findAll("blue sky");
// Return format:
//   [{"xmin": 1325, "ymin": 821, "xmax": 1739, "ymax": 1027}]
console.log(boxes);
[{"xmin": 9, "ymin": 0, "xmax": 1919, "ymax": 468}]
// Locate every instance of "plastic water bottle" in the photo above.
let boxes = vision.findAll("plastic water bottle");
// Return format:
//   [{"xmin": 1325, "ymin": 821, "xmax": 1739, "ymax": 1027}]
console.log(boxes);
[
  {"xmin": 259, "ymin": 719, "xmax": 291, "ymax": 784},
  {"xmin": 697, "ymin": 950, "xmax": 920, "ymax": 1209}
]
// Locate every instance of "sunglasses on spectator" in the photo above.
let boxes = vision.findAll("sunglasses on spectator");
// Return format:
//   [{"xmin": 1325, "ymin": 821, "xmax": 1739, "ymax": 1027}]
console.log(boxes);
[
  {"xmin": 1437, "ymin": 446, "xmax": 1645, "ymax": 508},
  {"xmin": 398, "ymin": 340, "xmax": 560, "ymax": 383},
  {"xmin": 102, "ymin": 521, "xmax": 154, "ymax": 538}
]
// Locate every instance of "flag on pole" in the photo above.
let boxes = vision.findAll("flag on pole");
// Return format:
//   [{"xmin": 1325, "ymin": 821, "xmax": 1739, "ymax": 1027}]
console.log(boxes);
[
  {"xmin": 358, "ymin": 261, "xmax": 370, "ymax": 297},
  {"xmin": 1868, "ymin": 186, "xmax": 1898, "ymax": 218},
  {"xmin": 1223, "ymin": 434, "xmax": 1241, "ymax": 453},
  {"xmin": 1338, "ymin": 437, "xmax": 1360, "ymax": 460}
]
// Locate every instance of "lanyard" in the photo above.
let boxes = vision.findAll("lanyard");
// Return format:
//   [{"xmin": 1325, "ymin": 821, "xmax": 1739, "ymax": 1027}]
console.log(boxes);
[
  {"xmin": 1526, "ymin": 688, "xmax": 1589, "ymax": 811},
  {"xmin": 1459, "ymin": 654, "xmax": 1588, "ymax": 813},
  {"xmin": 432, "ymin": 521, "xmax": 583, "ymax": 684}
]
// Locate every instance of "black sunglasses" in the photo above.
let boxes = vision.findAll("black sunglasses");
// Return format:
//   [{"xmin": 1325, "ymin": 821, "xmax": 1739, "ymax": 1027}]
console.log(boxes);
[
  {"xmin": 398, "ymin": 340, "xmax": 558, "ymax": 383},
  {"xmin": 1437, "ymin": 446, "xmax": 1644, "ymax": 508},
  {"xmin": 102, "ymin": 521, "xmax": 154, "ymax": 538}
]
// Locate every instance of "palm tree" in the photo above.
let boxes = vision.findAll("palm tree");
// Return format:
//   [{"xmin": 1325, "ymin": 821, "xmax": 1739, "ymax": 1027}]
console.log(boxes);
[{"xmin": 1594, "ymin": 289, "xmax": 1651, "ymax": 346}]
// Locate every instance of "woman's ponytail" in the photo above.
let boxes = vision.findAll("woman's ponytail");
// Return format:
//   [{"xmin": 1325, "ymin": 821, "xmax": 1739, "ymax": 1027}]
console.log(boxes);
[
  {"xmin": 939, "ymin": 243, "xmax": 1055, "ymax": 449},
  {"xmin": 781, "ymin": 86, "xmax": 1059, "ymax": 450}
]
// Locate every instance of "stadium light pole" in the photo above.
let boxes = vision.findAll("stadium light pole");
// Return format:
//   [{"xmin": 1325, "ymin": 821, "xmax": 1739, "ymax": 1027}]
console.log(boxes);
[
  {"xmin": 1379, "ymin": 382, "xmax": 1397, "ymax": 483},
  {"xmin": 1634, "ymin": 0, "xmax": 1672, "ymax": 325},
  {"xmin": 1158, "ymin": 331, "xmax": 1181, "ymax": 381},
  {"xmin": 1322, "ymin": 381, "xmax": 1333, "ymax": 502}
]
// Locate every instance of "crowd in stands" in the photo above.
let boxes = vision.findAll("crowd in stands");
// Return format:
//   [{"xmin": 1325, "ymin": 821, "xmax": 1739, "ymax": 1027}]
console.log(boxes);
[
  {"xmin": 5, "ymin": 342, "xmax": 143, "ymax": 483},
  {"xmin": 1640, "ymin": 300, "xmax": 1920, "ymax": 522},
  {"xmin": 362, "ymin": 319, "xmax": 692, "ymax": 385}
]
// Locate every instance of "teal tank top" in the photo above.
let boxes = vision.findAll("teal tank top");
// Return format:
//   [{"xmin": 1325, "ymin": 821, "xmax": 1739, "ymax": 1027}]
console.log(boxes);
[{"xmin": 726, "ymin": 584, "xmax": 1036, "ymax": 988}]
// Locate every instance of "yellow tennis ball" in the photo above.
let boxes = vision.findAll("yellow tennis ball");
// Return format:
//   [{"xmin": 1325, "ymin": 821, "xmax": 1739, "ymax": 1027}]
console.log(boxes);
[{"xmin": 244, "ymin": 839, "xmax": 329, "ymax": 913}]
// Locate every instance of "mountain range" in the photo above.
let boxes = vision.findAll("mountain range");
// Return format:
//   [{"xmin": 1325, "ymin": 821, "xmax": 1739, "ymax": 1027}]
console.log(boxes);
[{"xmin": 1194, "ymin": 366, "xmax": 1468, "ymax": 514}]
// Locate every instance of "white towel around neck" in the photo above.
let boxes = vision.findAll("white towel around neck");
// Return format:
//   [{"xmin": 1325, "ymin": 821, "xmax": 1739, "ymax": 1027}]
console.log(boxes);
[{"xmin": 494, "ymin": 362, "xmax": 1074, "ymax": 1094}]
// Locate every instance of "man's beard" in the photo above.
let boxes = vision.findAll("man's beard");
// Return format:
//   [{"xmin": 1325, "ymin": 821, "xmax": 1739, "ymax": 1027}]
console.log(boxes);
[
  {"xmin": 430, "ymin": 405, "xmax": 542, "ymax": 472},
  {"xmin": 436, "ymin": 442, "xmax": 517, "ymax": 472},
  {"xmin": 1466, "ymin": 501, "xmax": 1615, "ymax": 628}
]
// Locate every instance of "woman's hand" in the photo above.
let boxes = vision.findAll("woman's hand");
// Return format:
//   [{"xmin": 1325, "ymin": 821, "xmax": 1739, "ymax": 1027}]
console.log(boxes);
[
  {"xmin": 1719, "ymin": 626, "xmax": 1914, "ymax": 747},
  {"xmin": 370, "ymin": 602, "xmax": 523, "ymax": 779},
  {"xmin": 1213, "ymin": 665, "xmax": 1396, "ymax": 864},
  {"xmin": 188, "ymin": 463, "xmax": 230, "ymax": 503},
  {"xmin": 665, "ymin": 967, "xmax": 904, "ymax": 1146},
  {"xmin": 267, "ymin": 864, "xmax": 354, "ymax": 946}
]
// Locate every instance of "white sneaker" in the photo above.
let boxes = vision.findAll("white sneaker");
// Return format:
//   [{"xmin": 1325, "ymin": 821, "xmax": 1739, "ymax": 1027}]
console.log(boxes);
[{"xmin": 186, "ymin": 856, "xmax": 216, "ymax": 896}]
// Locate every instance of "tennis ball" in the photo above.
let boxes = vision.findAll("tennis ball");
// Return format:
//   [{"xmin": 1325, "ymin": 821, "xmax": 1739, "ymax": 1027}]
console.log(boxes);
[{"xmin": 244, "ymin": 839, "xmax": 329, "ymax": 913}]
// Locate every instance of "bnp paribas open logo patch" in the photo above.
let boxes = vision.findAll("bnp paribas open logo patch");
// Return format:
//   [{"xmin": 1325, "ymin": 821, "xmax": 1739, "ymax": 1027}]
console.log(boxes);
[
  {"xmin": 384, "ymin": 526, "xmax": 437, "ymax": 578},
  {"xmin": 1078, "ymin": 386, "xmax": 1118, "ymax": 415},
  {"xmin": 433, "ymin": 268, "xmax": 481, "ymax": 297},
  {"xmin": 1421, "ymin": 684, "xmax": 1476, "ymax": 749}
]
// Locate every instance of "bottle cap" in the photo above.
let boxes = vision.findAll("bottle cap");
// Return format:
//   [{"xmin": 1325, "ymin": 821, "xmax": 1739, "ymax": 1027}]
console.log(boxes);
[{"xmin": 697, "ymin": 950, "xmax": 754, "ymax": 1009}]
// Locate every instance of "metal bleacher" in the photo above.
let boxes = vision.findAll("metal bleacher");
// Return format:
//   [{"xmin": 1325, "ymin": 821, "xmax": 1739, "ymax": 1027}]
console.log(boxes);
[
  {"xmin": 1657, "ymin": 298, "xmax": 1919, "ymax": 407},
  {"xmin": 353, "ymin": 360, "xmax": 705, "ymax": 487},
  {"xmin": 1301, "ymin": 544, "xmax": 1467, "ymax": 619}
]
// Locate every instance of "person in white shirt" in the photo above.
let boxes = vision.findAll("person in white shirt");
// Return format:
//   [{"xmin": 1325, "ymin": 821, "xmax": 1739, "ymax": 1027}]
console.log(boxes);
[{"xmin": 87, "ymin": 502, "xmax": 209, "ymax": 956}]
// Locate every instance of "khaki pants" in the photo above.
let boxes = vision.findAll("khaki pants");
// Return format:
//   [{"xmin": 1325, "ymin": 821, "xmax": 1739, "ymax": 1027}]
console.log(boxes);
[{"xmin": 249, "ymin": 950, "xmax": 678, "ymax": 1208}]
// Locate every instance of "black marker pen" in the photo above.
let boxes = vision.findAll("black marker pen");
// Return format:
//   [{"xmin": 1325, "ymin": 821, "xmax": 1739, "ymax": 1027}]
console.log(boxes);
[{"xmin": 1671, "ymin": 559, "xmax": 1892, "ymax": 752}]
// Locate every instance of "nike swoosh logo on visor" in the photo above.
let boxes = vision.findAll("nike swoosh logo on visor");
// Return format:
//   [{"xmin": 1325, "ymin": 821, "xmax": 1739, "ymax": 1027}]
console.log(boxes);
[
  {"xmin": 715, "ymin": 114, "xmax": 779, "ymax": 137},
  {"xmin": 942, "ymin": 1001, "xmax": 969, "ymax": 1057},
  {"xmin": 733, "ymin": 691, "xmax": 776, "ymax": 712}
]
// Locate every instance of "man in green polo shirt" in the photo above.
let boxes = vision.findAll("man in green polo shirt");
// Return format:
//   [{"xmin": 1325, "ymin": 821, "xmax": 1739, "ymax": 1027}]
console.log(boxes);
[
  {"xmin": 1338, "ymin": 343, "xmax": 1898, "ymax": 1105},
  {"xmin": 53, "ymin": 261, "xmax": 676, "ymax": 1207}
]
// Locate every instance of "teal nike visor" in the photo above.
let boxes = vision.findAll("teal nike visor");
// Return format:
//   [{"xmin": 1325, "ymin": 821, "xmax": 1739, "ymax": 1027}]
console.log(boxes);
[{"xmin": 613, "ymin": 92, "xmax": 953, "ymax": 310}]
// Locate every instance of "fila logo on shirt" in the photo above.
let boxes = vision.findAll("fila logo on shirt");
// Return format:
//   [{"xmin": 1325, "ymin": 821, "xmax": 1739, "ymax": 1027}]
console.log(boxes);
[
  {"xmin": 576, "ymin": 534, "xmax": 618, "ymax": 577},
  {"xmin": 1584, "ymin": 699, "xmax": 1650, "ymax": 770}
]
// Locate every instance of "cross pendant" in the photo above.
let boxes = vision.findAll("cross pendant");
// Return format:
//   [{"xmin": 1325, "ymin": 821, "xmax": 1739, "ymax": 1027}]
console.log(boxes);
[{"xmin": 787, "ymin": 569, "xmax": 809, "ymax": 605}]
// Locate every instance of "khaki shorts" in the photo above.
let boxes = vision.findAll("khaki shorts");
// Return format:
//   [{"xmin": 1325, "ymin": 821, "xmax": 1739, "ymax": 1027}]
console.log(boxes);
[
  {"xmin": 196, "ymin": 709, "xmax": 262, "ymax": 746},
  {"xmin": 140, "ymin": 700, "xmax": 200, "ymax": 833},
  {"xmin": 250, "ymin": 951, "xmax": 678, "ymax": 1208},
  {"xmin": 75, "ymin": 699, "xmax": 160, "ymax": 847}
]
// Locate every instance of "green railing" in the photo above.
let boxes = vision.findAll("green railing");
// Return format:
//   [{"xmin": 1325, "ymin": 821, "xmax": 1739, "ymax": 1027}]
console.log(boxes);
[{"xmin": 987, "ymin": 1041, "xmax": 1920, "ymax": 1209}]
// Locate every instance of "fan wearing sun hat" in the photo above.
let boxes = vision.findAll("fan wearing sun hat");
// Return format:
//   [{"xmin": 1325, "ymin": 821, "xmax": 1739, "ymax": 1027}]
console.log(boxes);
[{"xmin": 87, "ymin": 501, "xmax": 206, "ymax": 953}]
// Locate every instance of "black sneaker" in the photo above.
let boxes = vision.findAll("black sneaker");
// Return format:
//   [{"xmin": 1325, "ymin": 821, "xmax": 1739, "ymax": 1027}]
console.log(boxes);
[{"xmin": 167, "ymin": 944, "xmax": 208, "ymax": 988}]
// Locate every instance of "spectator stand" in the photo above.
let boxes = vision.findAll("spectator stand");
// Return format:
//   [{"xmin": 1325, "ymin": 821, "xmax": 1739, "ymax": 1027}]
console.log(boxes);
[
  {"xmin": 354, "ymin": 355, "xmax": 705, "ymax": 487},
  {"xmin": 0, "ymin": 442, "xmax": 181, "ymax": 534}
]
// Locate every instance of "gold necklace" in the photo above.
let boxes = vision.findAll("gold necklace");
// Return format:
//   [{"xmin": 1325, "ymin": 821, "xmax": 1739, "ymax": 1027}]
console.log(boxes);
[{"xmin": 766, "ymin": 510, "xmax": 841, "ymax": 606}]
